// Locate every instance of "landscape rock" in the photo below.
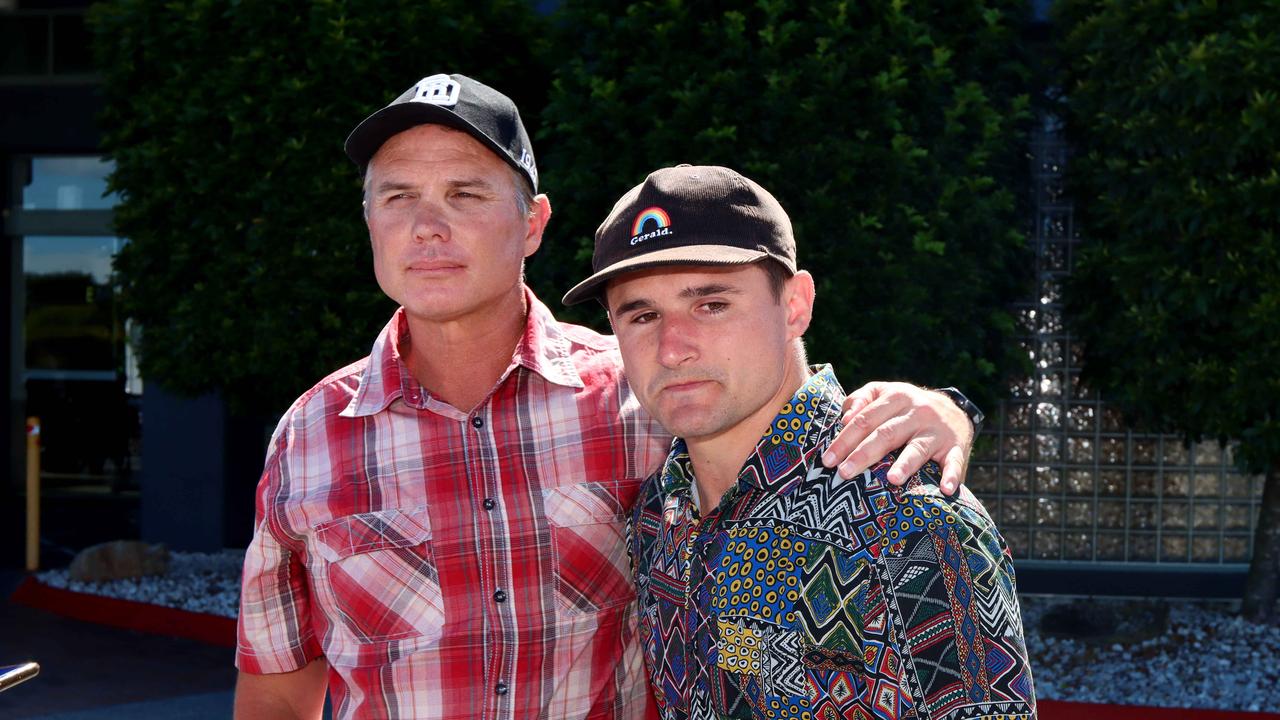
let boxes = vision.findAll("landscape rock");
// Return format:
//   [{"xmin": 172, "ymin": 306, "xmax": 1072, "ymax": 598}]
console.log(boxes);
[{"xmin": 67, "ymin": 540, "xmax": 170, "ymax": 582}]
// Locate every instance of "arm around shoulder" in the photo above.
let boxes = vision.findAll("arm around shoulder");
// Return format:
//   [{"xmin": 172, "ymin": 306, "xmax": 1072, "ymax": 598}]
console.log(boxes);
[{"xmin": 234, "ymin": 659, "xmax": 328, "ymax": 720}]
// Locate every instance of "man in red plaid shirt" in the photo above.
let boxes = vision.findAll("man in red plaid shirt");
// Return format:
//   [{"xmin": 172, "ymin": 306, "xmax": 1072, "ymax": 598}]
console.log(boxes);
[{"xmin": 233, "ymin": 73, "xmax": 981, "ymax": 720}]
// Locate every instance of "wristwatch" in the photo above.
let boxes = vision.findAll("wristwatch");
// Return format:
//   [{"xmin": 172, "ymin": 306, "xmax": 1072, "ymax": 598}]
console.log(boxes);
[{"xmin": 937, "ymin": 387, "xmax": 984, "ymax": 435}]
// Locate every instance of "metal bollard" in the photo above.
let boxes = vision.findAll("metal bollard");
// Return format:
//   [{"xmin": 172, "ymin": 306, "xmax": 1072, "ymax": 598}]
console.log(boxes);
[{"xmin": 25, "ymin": 416, "xmax": 40, "ymax": 572}]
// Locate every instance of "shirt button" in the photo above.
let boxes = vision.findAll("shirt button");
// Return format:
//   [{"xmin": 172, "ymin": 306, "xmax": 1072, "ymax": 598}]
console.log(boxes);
[
  {"xmin": 471, "ymin": 416, "xmax": 484, "ymax": 428},
  {"xmin": 495, "ymin": 681, "xmax": 508, "ymax": 696},
  {"xmin": 483, "ymin": 497, "xmax": 496, "ymax": 510},
  {"xmin": 494, "ymin": 589, "xmax": 507, "ymax": 603}
]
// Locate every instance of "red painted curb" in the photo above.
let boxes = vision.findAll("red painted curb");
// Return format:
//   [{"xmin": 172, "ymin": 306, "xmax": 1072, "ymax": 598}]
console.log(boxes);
[
  {"xmin": 9, "ymin": 575, "xmax": 236, "ymax": 648},
  {"xmin": 1037, "ymin": 698, "xmax": 1279, "ymax": 719}
]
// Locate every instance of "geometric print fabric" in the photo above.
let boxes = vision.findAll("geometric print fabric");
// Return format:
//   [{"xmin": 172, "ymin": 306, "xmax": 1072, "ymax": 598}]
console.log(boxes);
[{"xmin": 628, "ymin": 366, "xmax": 1037, "ymax": 719}]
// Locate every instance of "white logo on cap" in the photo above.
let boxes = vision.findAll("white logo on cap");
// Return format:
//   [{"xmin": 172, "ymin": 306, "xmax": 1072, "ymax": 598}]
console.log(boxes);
[
  {"xmin": 411, "ymin": 74, "xmax": 460, "ymax": 107},
  {"xmin": 518, "ymin": 148, "xmax": 538, "ymax": 185}
]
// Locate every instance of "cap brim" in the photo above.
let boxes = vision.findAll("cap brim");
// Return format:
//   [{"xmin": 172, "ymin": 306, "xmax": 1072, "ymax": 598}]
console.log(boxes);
[
  {"xmin": 344, "ymin": 103, "xmax": 533, "ymax": 190},
  {"xmin": 561, "ymin": 245, "xmax": 772, "ymax": 306}
]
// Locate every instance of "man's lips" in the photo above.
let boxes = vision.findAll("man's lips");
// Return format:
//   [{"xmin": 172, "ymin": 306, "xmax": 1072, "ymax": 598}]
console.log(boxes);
[
  {"xmin": 407, "ymin": 260, "xmax": 464, "ymax": 273},
  {"xmin": 660, "ymin": 379, "xmax": 713, "ymax": 394}
]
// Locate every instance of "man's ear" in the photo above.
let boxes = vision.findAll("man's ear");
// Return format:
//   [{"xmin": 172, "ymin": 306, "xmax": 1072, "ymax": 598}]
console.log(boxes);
[
  {"xmin": 523, "ymin": 194, "xmax": 552, "ymax": 258},
  {"xmin": 783, "ymin": 270, "xmax": 816, "ymax": 341}
]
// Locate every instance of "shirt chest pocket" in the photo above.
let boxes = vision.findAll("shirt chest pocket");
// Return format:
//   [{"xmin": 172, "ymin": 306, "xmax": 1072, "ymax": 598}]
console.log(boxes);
[
  {"xmin": 310, "ymin": 507, "xmax": 444, "ymax": 664},
  {"xmin": 542, "ymin": 482, "xmax": 637, "ymax": 615}
]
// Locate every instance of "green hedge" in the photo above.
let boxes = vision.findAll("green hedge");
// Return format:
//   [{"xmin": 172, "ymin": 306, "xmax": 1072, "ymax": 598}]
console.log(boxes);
[
  {"xmin": 1058, "ymin": 0, "xmax": 1280, "ymax": 618},
  {"xmin": 92, "ymin": 0, "xmax": 548, "ymax": 414},
  {"xmin": 536, "ymin": 0, "xmax": 1035, "ymax": 410},
  {"xmin": 1060, "ymin": 0, "xmax": 1280, "ymax": 473},
  {"xmin": 94, "ymin": 0, "xmax": 1033, "ymax": 415}
]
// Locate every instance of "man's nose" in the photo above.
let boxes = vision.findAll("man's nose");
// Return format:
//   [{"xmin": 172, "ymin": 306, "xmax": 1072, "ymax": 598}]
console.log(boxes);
[
  {"xmin": 657, "ymin": 315, "xmax": 699, "ymax": 368},
  {"xmin": 412, "ymin": 201, "xmax": 450, "ymax": 243}
]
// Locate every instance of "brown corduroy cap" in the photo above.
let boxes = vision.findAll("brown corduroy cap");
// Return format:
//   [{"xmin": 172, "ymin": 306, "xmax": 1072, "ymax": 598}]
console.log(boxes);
[{"xmin": 561, "ymin": 165, "xmax": 796, "ymax": 305}]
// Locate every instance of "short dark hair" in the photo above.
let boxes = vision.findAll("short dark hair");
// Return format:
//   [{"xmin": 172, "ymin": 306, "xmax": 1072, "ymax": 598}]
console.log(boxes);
[{"xmin": 759, "ymin": 259, "xmax": 792, "ymax": 302}]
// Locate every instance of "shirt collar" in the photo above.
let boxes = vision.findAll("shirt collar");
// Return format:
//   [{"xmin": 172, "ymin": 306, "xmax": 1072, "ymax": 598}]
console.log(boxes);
[
  {"xmin": 657, "ymin": 364, "xmax": 845, "ymax": 505},
  {"xmin": 340, "ymin": 287, "xmax": 585, "ymax": 418}
]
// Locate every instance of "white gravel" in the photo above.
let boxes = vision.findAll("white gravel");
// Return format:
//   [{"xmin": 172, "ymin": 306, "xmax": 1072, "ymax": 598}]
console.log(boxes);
[
  {"xmin": 37, "ymin": 550, "xmax": 243, "ymax": 618},
  {"xmin": 35, "ymin": 552, "xmax": 1280, "ymax": 712}
]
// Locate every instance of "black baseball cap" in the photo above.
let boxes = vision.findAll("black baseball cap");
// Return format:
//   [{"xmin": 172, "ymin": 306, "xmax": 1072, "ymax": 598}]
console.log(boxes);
[
  {"xmin": 344, "ymin": 73, "xmax": 539, "ymax": 191},
  {"xmin": 562, "ymin": 165, "xmax": 796, "ymax": 305}
]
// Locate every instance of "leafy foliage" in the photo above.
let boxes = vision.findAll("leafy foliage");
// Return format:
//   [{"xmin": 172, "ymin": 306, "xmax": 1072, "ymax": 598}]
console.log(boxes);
[
  {"xmin": 1058, "ymin": 0, "xmax": 1280, "ymax": 618},
  {"xmin": 533, "ymin": 0, "xmax": 1035, "ymax": 410},
  {"xmin": 91, "ymin": 0, "xmax": 549, "ymax": 414},
  {"xmin": 1058, "ymin": 0, "xmax": 1280, "ymax": 473}
]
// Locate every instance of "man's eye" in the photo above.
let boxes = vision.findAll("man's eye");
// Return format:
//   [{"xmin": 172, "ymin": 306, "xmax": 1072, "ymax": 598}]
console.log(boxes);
[
  {"xmin": 702, "ymin": 302, "xmax": 728, "ymax": 314},
  {"xmin": 631, "ymin": 311, "xmax": 658, "ymax": 325}
]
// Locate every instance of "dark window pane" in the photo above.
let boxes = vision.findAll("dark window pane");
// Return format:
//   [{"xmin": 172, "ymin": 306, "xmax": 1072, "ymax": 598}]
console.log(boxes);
[
  {"xmin": 0, "ymin": 15, "xmax": 49, "ymax": 75},
  {"xmin": 52, "ymin": 13, "xmax": 93, "ymax": 74}
]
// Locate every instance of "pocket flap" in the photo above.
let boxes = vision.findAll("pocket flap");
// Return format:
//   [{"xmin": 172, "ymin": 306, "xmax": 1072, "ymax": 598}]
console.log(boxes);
[
  {"xmin": 312, "ymin": 506, "xmax": 432, "ymax": 563},
  {"xmin": 542, "ymin": 483, "xmax": 626, "ymax": 526}
]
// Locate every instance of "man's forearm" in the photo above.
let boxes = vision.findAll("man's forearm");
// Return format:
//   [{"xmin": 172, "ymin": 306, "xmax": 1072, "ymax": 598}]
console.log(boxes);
[{"xmin": 233, "ymin": 660, "xmax": 328, "ymax": 720}]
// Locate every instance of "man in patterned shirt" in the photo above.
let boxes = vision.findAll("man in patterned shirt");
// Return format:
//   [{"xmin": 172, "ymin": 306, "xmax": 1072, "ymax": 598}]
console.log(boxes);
[
  {"xmin": 234, "ymin": 75, "xmax": 984, "ymax": 720},
  {"xmin": 563, "ymin": 165, "xmax": 1036, "ymax": 719}
]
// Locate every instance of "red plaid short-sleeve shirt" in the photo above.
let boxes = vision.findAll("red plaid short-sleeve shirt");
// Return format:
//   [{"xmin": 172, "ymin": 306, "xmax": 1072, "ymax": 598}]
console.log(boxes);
[{"xmin": 236, "ymin": 289, "xmax": 671, "ymax": 719}]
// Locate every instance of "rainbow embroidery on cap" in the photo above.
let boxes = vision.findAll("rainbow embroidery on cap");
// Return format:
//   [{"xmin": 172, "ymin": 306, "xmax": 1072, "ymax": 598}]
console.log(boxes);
[
  {"xmin": 631, "ymin": 207, "xmax": 671, "ymax": 235},
  {"xmin": 630, "ymin": 206, "xmax": 672, "ymax": 245}
]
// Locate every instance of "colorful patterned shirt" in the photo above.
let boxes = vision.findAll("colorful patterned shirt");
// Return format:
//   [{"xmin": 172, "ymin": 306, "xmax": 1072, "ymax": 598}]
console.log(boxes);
[
  {"xmin": 627, "ymin": 367, "xmax": 1036, "ymax": 720},
  {"xmin": 236, "ymin": 289, "xmax": 671, "ymax": 720}
]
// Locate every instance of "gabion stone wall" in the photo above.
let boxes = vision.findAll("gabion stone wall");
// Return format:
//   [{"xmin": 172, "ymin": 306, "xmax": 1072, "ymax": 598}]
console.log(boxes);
[{"xmin": 967, "ymin": 119, "xmax": 1264, "ymax": 565}]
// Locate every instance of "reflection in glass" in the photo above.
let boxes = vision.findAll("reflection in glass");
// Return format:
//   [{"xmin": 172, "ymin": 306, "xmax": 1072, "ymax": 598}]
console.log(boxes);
[
  {"xmin": 20, "ymin": 157, "xmax": 118, "ymax": 210},
  {"xmin": 24, "ymin": 236, "xmax": 123, "ymax": 371}
]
